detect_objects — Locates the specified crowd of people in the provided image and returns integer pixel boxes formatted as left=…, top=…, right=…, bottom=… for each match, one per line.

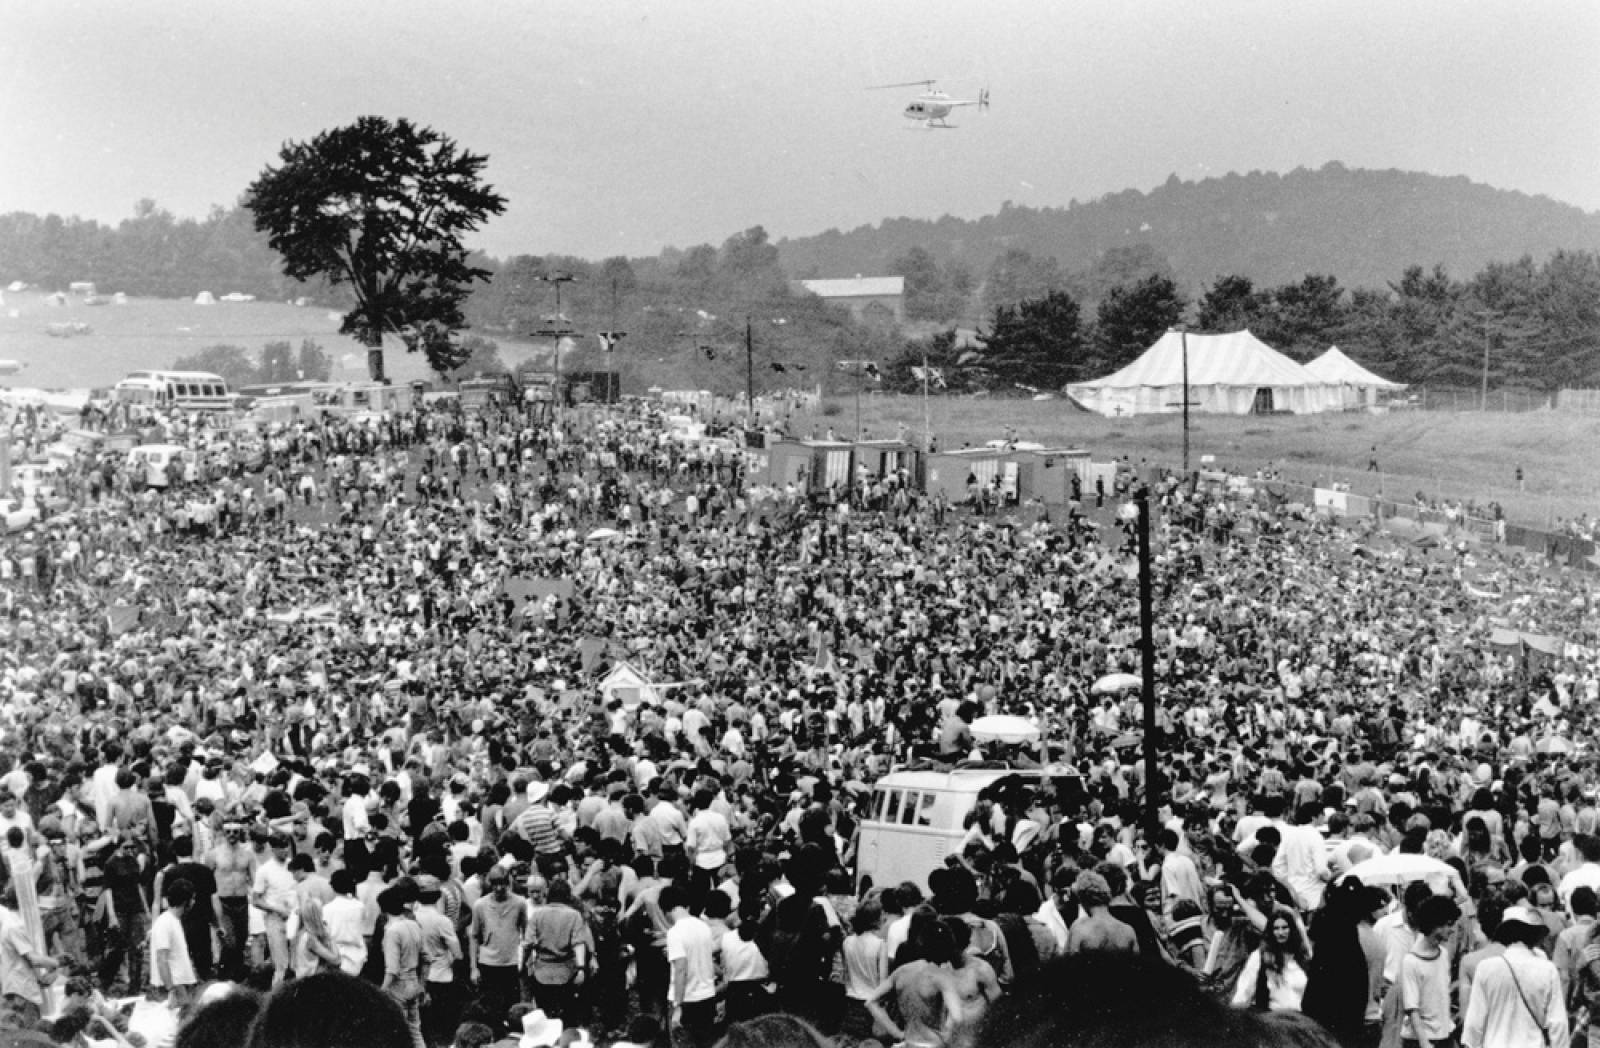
left=0, top=388, right=1595, bottom=1048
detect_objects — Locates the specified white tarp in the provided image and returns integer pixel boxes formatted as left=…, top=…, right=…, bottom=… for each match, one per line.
left=1066, top=329, right=1344, bottom=416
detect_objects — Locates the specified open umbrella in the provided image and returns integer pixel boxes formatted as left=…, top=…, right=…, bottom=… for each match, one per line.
left=586, top=528, right=624, bottom=543
left=970, top=714, right=1040, bottom=745
left=1092, top=672, right=1142, bottom=695
left=1536, top=736, right=1574, bottom=755
left=1339, top=852, right=1458, bottom=889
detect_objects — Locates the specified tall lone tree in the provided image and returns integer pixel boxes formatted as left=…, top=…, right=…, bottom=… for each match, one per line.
left=245, top=116, right=507, bottom=381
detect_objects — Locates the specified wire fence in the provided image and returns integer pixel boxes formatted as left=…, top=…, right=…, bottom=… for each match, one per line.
left=1124, top=455, right=1592, bottom=543
left=1405, top=387, right=1552, bottom=413
left=1556, top=388, right=1600, bottom=414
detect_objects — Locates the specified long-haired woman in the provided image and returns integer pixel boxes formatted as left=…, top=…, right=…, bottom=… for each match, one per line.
left=1231, top=906, right=1311, bottom=1013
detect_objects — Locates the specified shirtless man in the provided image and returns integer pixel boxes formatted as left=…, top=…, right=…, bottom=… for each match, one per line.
left=865, top=914, right=965, bottom=1048
left=1065, top=870, right=1140, bottom=955
left=206, top=819, right=255, bottom=979
left=946, top=919, right=1003, bottom=1048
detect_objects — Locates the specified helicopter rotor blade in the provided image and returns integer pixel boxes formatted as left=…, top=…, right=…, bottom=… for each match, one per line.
left=867, top=79, right=936, bottom=91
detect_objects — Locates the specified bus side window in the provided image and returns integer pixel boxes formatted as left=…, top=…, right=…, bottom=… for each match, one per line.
left=916, top=792, right=938, bottom=825
left=899, top=791, right=919, bottom=825
left=879, top=789, right=902, bottom=823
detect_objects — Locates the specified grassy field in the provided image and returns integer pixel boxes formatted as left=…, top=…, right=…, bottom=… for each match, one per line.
left=791, top=394, right=1600, bottom=528
left=2, top=295, right=1592, bottom=527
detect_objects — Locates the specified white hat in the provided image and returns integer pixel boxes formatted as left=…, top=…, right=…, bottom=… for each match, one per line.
left=526, top=780, right=550, bottom=804
left=1501, top=906, right=1543, bottom=930
left=518, top=1009, right=564, bottom=1048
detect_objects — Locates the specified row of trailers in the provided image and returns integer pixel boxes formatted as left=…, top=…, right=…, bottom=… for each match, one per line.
left=747, top=438, right=1094, bottom=506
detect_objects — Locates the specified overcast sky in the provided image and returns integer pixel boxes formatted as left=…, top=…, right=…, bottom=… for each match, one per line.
left=4, top=0, right=1597, bottom=261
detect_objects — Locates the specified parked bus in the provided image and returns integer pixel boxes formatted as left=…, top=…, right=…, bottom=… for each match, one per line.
left=113, top=371, right=233, bottom=412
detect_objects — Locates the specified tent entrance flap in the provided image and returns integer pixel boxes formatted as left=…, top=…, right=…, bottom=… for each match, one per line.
left=1252, top=388, right=1274, bottom=414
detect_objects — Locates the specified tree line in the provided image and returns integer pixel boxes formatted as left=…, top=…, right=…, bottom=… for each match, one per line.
left=2, top=169, right=1594, bottom=395
left=170, top=340, right=334, bottom=389
left=885, top=246, right=1600, bottom=395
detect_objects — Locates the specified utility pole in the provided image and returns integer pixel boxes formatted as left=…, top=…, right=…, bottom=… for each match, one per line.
left=1134, top=487, right=1160, bottom=836
left=745, top=316, right=755, bottom=427
left=1480, top=319, right=1492, bottom=412
left=855, top=361, right=864, bottom=440
left=922, top=353, right=932, bottom=452
left=536, top=272, right=576, bottom=412
left=1180, top=327, right=1191, bottom=475
left=1166, top=326, right=1195, bottom=476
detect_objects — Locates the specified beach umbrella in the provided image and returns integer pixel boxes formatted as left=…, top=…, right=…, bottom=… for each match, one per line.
left=970, top=714, right=1040, bottom=744
left=1339, top=853, right=1456, bottom=889
left=1092, top=672, right=1142, bottom=695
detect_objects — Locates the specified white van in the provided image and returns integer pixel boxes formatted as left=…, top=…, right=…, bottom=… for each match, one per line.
left=853, top=764, right=1080, bottom=893
left=128, top=444, right=197, bottom=489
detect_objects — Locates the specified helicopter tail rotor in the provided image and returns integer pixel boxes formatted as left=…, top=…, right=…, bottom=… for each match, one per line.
left=979, top=88, right=991, bottom=111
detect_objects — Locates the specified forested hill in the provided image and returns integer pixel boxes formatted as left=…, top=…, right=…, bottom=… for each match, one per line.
left=776, top=163, right=1600, bottom=293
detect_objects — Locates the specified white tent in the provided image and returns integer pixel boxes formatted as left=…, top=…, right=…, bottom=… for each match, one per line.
left=194, top=291, right=215, bottom=305
left=1066, top=329, right=1344, bottom=416
left=599, top=661, right=659, bottom=708
left=1305, top=346, right=1405, bottom=408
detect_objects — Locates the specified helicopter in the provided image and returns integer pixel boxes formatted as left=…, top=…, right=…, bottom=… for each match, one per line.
left=869, top=79, right=990, bottom=129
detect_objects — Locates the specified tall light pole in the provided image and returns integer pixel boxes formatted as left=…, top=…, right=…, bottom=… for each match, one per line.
left=1175, top=326, right=1191, bottom=474
left=536, top=273, right=576, bottom=410
left=745, top=316, right=755, bottom=427
left=1479, top=311, right=1494, bottom=412
left=1133, top=488, right=1160, bottom=836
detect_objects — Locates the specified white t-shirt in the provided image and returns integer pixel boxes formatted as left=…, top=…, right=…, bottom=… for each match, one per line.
left=324, top=895, right=368, bottom=975
left=342, top=795, right=371, bottom=840
left=252, top=859, right=297, bottom=918
left=149, top=909, right=196, bottom=987
left=720, top=929, right=769, bottom=983
left=665, top=914, right=717, bottom=1004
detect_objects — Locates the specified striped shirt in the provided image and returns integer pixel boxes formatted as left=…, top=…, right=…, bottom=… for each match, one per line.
left=513, top=804, right=563, bottom=855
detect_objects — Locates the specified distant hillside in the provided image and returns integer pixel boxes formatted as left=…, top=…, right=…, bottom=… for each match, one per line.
left=775, top=163, right=1600, bottom=294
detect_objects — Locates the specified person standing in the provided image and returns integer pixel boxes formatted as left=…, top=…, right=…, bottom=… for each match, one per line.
left=0, top=882, right=61, bottom=1026
left=323, top=868, right=368, bottom=976
left=1064, top=871, right=1139, bottom=956
left=1398, top=896, right=1462, bottom=1048
left=379, top=885, right=429, bottom=1048
left=662, top=884, right=719, bottom=1048
left=153, top=835, right=218, bottom=981
left=1148, top=829, right=1207, bottom=918
left=149, top=879, right=198, bottom=1011
left=1461, top=906, right=1568, bottom=1048
left=416, top=878, right=463, bottom=1048
left=469, top=867, right=526, bottom=1022
left=207, top=818, right=255, bottom=980
left=684, top=789, right=732, bottom=897
left=1231, top=908, right=1310, bottom=1014
left=524, top=877, right=591, bottom=1022
left=98, top=831, right=150, bottom=994
left=863, top=913, right=965, bottom=1048
left=251, top=833, right=298, bottom=986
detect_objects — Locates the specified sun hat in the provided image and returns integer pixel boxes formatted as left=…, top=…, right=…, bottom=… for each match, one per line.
left=518, top=1009, right=563, bottom=1048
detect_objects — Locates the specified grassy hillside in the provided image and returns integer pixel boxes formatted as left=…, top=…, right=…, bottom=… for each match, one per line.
left=777, top=164, right=1600, bottom=296
left=791, top=396, right=1599, bottom=528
